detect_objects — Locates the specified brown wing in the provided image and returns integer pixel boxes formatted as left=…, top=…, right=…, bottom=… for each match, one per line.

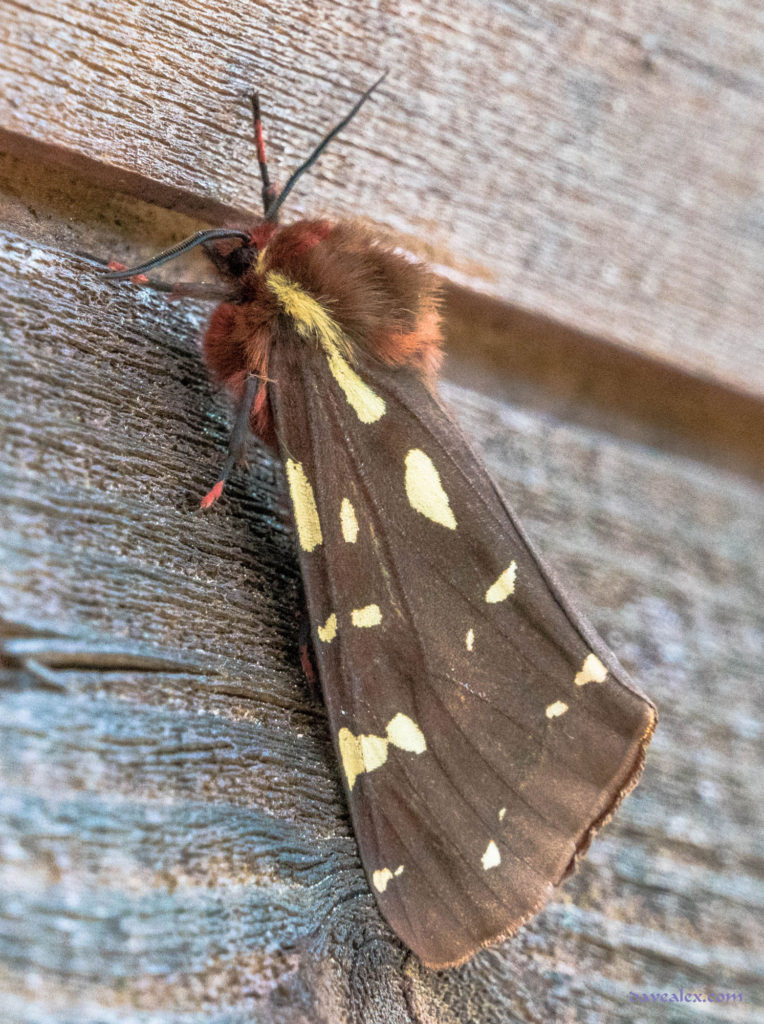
left=269, top=339, right=656, bottom=969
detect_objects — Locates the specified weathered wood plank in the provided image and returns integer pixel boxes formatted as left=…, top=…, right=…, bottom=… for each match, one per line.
left=0, top=0, right=762, bottom=396
left=1, top=234, right=762, bottom=1021
left=1, top=146, right=761, bottom=484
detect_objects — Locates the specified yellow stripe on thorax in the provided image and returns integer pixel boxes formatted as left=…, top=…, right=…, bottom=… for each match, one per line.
left=266, top=271, right=352, bottom=356
left=266, top=271, right=386, bottom=423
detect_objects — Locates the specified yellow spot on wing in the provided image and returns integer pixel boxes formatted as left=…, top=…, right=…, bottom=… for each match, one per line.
left=482, top=840, right=501, bottom=870
left=340, top=498, right=359, bottom=543
left=404, top=449, right=457, bottom=529
left=337, top=730, right=365, bottom=790
left=485, top=562, right=517, bottom=603
left=285, top=459, right=322, bottom=552
left=465, top=628, right=475, bottom=651
left=351, top=604, right=382, bottom=628
left=338, top=714, right=427, bottom=789
left=317, top=613, right=337, bottom=643
left=326, top=349, right=386, bottom=422
left=338, top=729, right=388, bottom=790
left=372, top=864, right=405, bottom=893
left=546, top=700, right=569, bottom=718
left=575, top=653, right=608, bottom=687
left=372, top=868, right=392, bottom=892
left=360, top=734, right=388, bottom=772
left=498, top=807, right=506, bottom=821
left=386, top=712, right=427, bottom=753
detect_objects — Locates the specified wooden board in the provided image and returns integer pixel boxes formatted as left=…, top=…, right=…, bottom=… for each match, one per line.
left=0, top=0, right=762, bottom=397
left=0, top=145, right=761, bottom=483
left=1, top=234, right=761, bottom=1022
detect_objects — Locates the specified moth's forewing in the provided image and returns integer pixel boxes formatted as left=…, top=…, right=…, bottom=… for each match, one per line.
left=271, top=340, right=655, bottom=969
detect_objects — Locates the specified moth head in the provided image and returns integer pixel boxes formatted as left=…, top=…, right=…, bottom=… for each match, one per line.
left=201, top=221, right=276, bottom=282
left=204, top=220, right=335, bottom=294
left=100, top=73, right=390, bottom=453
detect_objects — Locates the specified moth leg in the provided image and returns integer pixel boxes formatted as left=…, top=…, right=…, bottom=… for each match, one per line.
left=297, top=601, right=321, bottom=702
left=163, top=281, right=230, bottom=301
left=200, top=374, right=260, bottom=508
left=250, top=93, right=279, bottom=217
left=81, top=253, right=228, bottom=300
left=103, top=259, right=149, bottom=285
left=75, top=256, right=149, bottom=284
left=110, top=266, right=228, bottom=302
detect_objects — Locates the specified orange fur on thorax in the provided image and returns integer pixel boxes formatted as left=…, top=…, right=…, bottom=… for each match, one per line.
left=202, top=220, right=442, bottom=446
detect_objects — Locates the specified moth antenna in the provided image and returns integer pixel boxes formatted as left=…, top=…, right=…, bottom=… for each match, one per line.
left=200, top=373, right=260, bottom=509
left=263, top=69, right=389, bottom=222
left=103, top=229, right=252, bottom=280
left=251, top=92, right=279, bottom=217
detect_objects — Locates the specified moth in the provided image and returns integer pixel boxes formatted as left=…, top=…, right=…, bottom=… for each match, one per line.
left=105, top=75, right=657, bottom=969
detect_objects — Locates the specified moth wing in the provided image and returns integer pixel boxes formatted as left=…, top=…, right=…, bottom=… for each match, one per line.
left=270, top=342, right=656, bottom=969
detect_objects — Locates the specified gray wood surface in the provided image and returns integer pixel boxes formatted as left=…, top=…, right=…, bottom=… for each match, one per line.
left=1, top=0, right=762, bottom=395
left=1, top=234, right=762, bottom=1022
left=1, top=0, right=763, bottom=1016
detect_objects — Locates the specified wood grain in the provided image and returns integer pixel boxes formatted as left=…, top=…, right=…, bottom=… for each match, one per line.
left=1, top=234, right=761, bottom=1022
left=1, top=144, right=761, bottom=484
left=0, top=0, right=762, bottom=397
